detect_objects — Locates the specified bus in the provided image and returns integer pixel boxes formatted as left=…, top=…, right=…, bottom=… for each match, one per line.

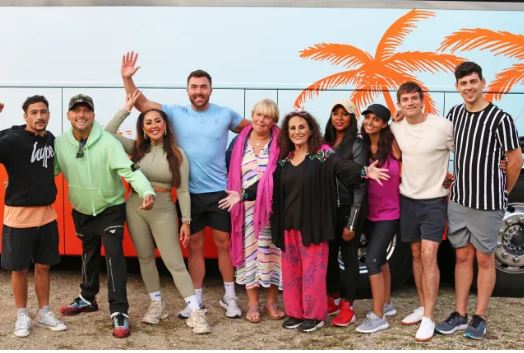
left=1, top=1, right=523, bottom=296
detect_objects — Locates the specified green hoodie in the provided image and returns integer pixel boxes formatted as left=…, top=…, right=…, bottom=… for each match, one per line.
left=55, top=121, right=155, bottom=216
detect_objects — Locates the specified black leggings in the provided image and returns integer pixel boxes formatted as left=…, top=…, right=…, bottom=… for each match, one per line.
left=365, top=219, right=398, bottom=276
left=326, top=205, right=359, bottom=301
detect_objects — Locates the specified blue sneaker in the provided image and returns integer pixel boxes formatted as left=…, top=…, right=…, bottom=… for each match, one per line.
left=59, top=296, right=98, bottom=316
left=435, top=311, right=468, bottom=335
left=111, top=312, right=130, bottom=338
left=464, top=315, right=487, bottom=340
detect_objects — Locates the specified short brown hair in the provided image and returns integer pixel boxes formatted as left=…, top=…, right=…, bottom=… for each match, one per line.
left=396, top=82, right=424, bottom=102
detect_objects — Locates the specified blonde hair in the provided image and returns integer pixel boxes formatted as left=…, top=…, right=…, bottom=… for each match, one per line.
left=251, top=98, right=279, bottom=123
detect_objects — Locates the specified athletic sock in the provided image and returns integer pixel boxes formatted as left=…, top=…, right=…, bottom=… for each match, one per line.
left=194, top=288, right=203, bottom=305
left=224, top=281, right=236, bottom=299
left=185, top=295, right=200, bottom=312
left=17, top=308, right=29, bottom=316
left=149, top=291, right=162, bottom=302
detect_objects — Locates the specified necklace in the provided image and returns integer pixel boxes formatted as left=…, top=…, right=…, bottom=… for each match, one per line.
left=251, top=135, right=270, bottom=147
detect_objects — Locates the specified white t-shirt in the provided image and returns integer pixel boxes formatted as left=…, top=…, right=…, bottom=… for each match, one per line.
left=391, top=114, right=454, bottom=199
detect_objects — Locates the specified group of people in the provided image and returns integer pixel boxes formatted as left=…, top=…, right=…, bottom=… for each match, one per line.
left=0, top=54, right=521, bottom=344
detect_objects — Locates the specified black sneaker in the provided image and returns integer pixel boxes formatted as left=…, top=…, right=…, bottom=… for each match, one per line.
left=298, top=319, right=324, bottom=333
left=435, top=311, right=468, bottom=335
left=464, top=315, right=487, bottom=340
left=59, top=296, right=98, bottom=316
left=282, top=317, right=303, bottom=329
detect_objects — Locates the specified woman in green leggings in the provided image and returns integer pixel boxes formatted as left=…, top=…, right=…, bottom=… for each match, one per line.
left=106, top=91, right=210, bottom=334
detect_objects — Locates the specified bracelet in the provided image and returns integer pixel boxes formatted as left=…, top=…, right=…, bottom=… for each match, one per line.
left=360, top=166, right=368, bottom=179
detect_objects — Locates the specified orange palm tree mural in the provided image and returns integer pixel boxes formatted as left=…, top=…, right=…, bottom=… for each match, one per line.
left=294, top=9, right=465, bottom=114
left=439, top=29, right=524, bottom=101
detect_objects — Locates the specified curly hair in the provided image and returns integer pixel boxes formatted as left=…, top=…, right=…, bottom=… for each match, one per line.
left=278, top=111, right=323, bottom=160
left=131, top=109, right=183, bottom=187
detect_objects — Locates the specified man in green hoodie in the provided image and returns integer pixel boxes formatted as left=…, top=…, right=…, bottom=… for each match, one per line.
left=54, top=94, right=156, bottom=338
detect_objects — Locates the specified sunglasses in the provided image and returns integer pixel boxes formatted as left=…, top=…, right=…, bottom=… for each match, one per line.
left=76, top=140, right=87, bottom=159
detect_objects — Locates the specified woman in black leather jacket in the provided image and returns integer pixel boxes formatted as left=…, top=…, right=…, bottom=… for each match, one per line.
left=323, top=100, right=368, bottom=327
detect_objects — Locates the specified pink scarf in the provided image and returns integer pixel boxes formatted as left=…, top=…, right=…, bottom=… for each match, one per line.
left=227, top=125, right=280, bottom=267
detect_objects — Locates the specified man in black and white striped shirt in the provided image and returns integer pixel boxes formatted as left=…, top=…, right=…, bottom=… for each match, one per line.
left=436, top=62, right=522, bottom=340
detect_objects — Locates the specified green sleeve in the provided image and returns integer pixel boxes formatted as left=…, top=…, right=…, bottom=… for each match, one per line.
left=105, top=109, right=136, bottom=155
left=108, top=138, right=155, bottom=198
left=176, top=148, right=191, bottom=223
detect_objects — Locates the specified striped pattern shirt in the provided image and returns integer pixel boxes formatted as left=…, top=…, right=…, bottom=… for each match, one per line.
left=446, top=103, right=519, bottom=210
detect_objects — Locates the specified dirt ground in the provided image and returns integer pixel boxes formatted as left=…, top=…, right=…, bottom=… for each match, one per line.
left=0, top=258, right=522, bottom=350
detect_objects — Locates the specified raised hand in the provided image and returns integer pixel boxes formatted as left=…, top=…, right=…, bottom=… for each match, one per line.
left=218, top=190, right=241, bottom=212
left=121, top=51, right=141, bottom=79
left=123, top=90, right=142, bottom=112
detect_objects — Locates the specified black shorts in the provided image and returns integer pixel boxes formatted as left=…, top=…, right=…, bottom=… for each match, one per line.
left=190, top=191, right=231, bottom=234
left=365, top=219, right=399, bottom=276
left=1, top=220, right=60, bottom=271
left=400, top=195, right=447, bottom=244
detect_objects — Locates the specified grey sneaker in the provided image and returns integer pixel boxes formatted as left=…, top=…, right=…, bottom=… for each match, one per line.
left=464, top=315, right=487, bottom=340
left=383, top=302, right=397, bottom=317
left=219, top=296, right=241, bottom=318
left=186, top=309, right=211, bottom=334
left=14, top=311, right=31, bottom=337
left=177, top=303, right=207, bottom=319
left=435, top=311, right=468, bottom=335
left=356, top=312, right=389, bottom=333
left=35, top=309, right=67, bottom=331
left=142, top=300, right=168, bottom=324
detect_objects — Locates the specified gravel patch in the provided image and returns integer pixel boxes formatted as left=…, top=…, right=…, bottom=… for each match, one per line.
left=0, top=259, right=522, bottom=350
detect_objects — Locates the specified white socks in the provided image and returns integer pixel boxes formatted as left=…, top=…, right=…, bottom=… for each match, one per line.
left=149, top=291, right=162, bottom=302
left=224, top=281, right=236, bottom=299
left=195, top=288, right=203, bottom=305
left=185, top=295, right=200, bottom=312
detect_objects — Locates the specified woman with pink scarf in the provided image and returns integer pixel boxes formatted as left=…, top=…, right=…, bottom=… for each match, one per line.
left=219, top=99, right=283, bottom=324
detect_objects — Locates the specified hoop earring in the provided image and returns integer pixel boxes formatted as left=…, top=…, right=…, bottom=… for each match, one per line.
left=144, top=133, right=148, bottom=140
left=164, top=129, right=167, bottom=136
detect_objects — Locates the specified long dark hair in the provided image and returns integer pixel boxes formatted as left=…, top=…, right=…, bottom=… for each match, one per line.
left=278, top=111, right=323, bottom=160
left=323, top=107, right=358, bottom=159
left=360, top=122, right=395, bottom=166
left=131, top=109, right=182, bottom=187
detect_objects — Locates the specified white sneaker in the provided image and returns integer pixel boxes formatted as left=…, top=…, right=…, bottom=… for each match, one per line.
left=142, top=300, right=168, bottom=324
left=219, top=296, right=241, bottom=318
left=383, top=302, right=397, bottom=317
left=177, top=303, right=207, bottom=319
left=36, top=309, right=67, bottom=332
left=415, top=317, right=436, bottom=342
left=401, top=306, right=424, bottom=326
left=186, top=309, right=211, bottom=334
left=14, top=312, right=32, bottom=337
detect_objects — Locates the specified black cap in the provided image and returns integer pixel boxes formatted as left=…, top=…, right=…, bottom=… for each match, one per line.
left=68, top=94, right=94, bottom=111
left=362, top=104, right=391, bottom=123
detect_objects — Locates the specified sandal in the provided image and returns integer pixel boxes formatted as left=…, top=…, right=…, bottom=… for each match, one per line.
left=246, top=303, right=261, bottom=323
left=264, top=302, right=285, bottom=320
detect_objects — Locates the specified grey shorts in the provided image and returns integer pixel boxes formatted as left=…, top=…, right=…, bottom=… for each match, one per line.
left=400, top=195, right=447, bottom=244
left=447, top=201, right=504, bottom=254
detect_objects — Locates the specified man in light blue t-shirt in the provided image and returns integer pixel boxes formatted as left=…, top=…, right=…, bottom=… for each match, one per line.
left=121, top=52, right=250, bottom=321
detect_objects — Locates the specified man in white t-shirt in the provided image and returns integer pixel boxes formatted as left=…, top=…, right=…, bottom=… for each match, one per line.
left=390, top=82, right=453, bottom=342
